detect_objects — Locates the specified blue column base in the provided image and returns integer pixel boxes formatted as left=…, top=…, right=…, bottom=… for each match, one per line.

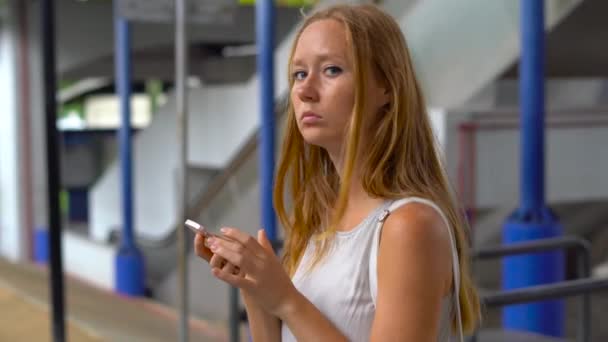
left=502, top=208, right=565, bottom=337
left=115, top=246, right=145, bottom=296
left=34, top=228, right=49, bottom=264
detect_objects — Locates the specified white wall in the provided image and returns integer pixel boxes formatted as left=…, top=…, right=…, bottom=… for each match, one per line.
left=402, top=0, right=581, bottom=108
left=427, top=110, right=608, bottom=210
left=473, top=123, right=608, bottom=208
left=63, top=232, right=115, bottom=290
left=443, top=78, right=608, bottom=209
left=0, top=1, right=26, bottom=261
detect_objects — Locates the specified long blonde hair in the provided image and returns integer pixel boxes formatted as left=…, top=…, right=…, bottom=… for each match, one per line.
left=273, top=4, right=480, bottom=332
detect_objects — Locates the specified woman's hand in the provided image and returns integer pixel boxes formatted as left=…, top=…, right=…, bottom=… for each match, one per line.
left=194, top=234, right=242, bottom=276
left=193, top=233, right=214, bottom=262
left=207, top=228, right=298, bottom=318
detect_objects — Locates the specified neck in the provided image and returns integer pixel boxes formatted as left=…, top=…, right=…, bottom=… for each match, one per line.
left=326, top=147, right=382, bottom=211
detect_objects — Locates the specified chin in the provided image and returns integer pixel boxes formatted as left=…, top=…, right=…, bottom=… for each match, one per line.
left=300, top=130, right=331, bottom=149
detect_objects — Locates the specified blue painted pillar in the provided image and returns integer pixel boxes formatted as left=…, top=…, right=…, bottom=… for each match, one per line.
left=256, top=0, right=277, bottom=242
left=113, top=8, right=145, bottom=296
left=502, top=0, right=564, bottom=337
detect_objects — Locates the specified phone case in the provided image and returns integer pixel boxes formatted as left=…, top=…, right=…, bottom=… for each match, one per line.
left=185, top=219, right=208, bottom=235
left=185, top=219, right=225, bottom=240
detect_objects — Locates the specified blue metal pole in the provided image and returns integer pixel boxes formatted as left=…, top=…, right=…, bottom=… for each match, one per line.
left=520, top=0, right=545, bottom=214
left=502, top=0, right=564, bottom=336
left=113, top=7, right=145, bottom=296
left=256, top=0, right=277, bottom=242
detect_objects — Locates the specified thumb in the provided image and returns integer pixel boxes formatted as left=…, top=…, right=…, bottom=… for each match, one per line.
left=257, top=229, right=274, bottom=253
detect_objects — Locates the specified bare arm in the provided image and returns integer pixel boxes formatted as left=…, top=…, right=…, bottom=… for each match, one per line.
left=370, top=203, right=453, bottom=341
left=241, top=291, right=281, bottom=342
left=278, top=290, right=348, bottom=342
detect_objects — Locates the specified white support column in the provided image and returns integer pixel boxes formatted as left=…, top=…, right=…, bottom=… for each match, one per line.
left=0, top=0, right=26, bottom=261
left=27, top=0, right=49, bottom=239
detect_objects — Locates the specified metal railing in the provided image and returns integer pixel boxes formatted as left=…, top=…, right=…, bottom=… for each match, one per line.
left=236, top=236, right=602, bottom=342
left=473, top=236, right=596, bottom=342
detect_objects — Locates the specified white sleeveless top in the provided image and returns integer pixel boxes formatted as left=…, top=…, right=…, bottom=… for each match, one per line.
left=280, top=197, right=464, bottom=342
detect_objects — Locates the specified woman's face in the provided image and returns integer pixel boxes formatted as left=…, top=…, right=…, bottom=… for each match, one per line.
left=290, top=19, right=387, bottom=156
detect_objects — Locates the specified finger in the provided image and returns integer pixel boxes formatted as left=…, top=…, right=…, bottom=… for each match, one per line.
left=210, top=236, right=263, bottom=266
left=257, top=229, right=274, bottom=253
left=222, top=261, right=235, bottom=275
left=220, top=227, right=265, bottom=256
left=209, top=236, right=247, bottom=256
left=209, top=254, right=226, bottom=269
left=194, top=233, right=213, bottom=262
left=212, top=267, right=251, bottom=288
left=210, top=254, right=242, bottom=276
left=225, top=262, right=243, bottom=276
left=211, top=242, right=248, bottom=270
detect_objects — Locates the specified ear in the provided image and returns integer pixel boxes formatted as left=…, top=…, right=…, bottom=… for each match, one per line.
left=380, top=88, right=390, bottom=107
left=375, top=75, right=390, bottom=108
left=373, top=86, right=390, bottom=110
left=369, top=72, right=390, bottom=109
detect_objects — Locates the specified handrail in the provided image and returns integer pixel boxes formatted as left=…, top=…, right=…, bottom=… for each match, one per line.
left=481, top=277, right=608, bottom=307
left=473, top=236, right=591, bottom=260
left=473, top=236, right=592, bottom=342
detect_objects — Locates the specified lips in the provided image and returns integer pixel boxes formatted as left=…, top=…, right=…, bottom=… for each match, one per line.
left=302, top=111, right=321, bottom=119
left=301, top=111, right=322, bottom=122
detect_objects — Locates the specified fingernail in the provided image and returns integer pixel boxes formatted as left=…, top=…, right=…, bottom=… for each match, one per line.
left=220, top=228, right=228, bottom=234
left=205, top=237, right=215, bottom=247
left=210, top=243, right=218, bottom=251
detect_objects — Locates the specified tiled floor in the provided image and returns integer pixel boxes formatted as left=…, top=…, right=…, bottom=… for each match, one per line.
left=0, top=258, right=238, bottom=342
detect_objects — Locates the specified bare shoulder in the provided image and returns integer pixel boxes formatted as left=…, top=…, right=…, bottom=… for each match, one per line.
left=379, top=202, right=453, bottom=292
left=382, top=202, right=451, bottom=248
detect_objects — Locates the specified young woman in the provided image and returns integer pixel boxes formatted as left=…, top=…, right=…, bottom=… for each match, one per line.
left=194, top=4, right=480, bottom=341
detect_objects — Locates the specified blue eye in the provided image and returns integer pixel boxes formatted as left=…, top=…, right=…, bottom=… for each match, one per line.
left=324, top=66, right=342, bottom=77
left=293, top=71, right=307, bottom=80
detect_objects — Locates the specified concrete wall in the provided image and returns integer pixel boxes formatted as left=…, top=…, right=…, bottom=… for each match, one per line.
left=447, top=79, right=608, bottom=210
left=473, top=122, right=608, bottom=208
left=63, top=231, right=115, bottom=290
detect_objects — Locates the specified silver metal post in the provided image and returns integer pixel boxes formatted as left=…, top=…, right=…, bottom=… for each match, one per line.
left=175, top=0, right=189, bottom=341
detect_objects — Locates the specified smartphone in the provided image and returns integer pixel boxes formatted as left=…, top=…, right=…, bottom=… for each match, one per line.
left=185, top=219, right=216, bottom=238
left=185, top=219, right=217, bottom=262
left=185, top=219, right=239, bottom=273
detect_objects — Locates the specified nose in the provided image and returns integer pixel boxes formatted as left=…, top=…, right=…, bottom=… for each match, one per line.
left=295, top=75, right=319, bottom=103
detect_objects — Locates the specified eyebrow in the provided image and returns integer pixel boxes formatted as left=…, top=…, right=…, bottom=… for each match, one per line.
left=291, top=53, right=346, bottom=67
